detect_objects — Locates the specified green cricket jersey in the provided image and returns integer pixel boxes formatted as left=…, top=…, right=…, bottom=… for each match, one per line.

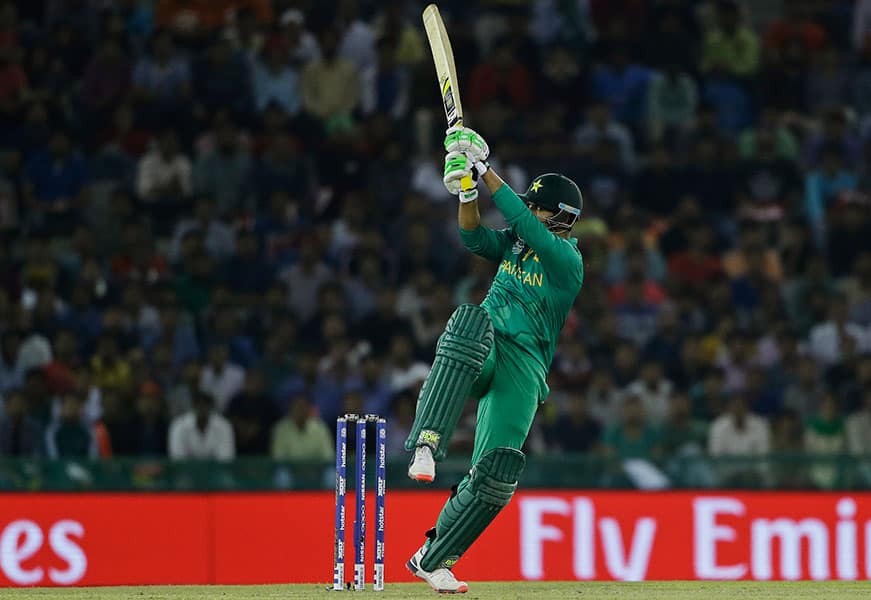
left=458, top=183, right=584, bottom=372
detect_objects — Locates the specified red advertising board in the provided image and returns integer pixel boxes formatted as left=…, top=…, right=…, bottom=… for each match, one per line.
left=0, top=491, right=870, bottom=586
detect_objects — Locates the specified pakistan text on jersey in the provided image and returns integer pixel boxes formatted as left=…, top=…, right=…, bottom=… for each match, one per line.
left=499, top=260, right=544, bottom=287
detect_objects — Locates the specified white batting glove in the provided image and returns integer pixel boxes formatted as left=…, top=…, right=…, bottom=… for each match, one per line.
left=445, top=126, right=490, bottom=163
left=458, top=189, right=478, bottom=203
left=443, top=151, right=473, bottom=195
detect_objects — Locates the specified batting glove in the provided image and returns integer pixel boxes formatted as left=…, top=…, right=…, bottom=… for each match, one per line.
left=443, top=151, right=474, bottom=195
left=458, top=188, right=478, bottom=204
left=445, top=126, right=490, bottom=163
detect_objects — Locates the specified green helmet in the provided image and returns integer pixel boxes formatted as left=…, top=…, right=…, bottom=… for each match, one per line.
left=518, top=173, right=583, bottom=232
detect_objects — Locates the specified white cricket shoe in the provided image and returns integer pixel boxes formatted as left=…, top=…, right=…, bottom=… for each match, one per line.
left=408, top=445, right=436, bottom=482
left=406, top=546, right=468, bottom=594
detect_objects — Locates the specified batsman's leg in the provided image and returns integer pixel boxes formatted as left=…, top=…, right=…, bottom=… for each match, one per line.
left=405, top=304, right=494, bottom=463
left=414, top=343, right=542, bottom=573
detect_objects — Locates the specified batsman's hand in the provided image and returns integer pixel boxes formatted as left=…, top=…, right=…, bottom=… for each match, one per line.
left=443, top=151, right=474, bottom=195
left=445, top=126, right=489, bottom=163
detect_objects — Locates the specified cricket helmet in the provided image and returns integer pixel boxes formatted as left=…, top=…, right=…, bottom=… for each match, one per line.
left=518, top=173, right=583, bottom=232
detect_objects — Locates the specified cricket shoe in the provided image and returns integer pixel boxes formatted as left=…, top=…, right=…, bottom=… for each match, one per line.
left=408, top=445, right=436, bottom=482
left=406, top=546, right=468, bottom=594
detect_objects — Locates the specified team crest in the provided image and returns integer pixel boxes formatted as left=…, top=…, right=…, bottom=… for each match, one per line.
left=511, top=239, right=525, bottom=255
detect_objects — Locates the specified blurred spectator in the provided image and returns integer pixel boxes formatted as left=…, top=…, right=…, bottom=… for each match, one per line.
left=845, top=389, right=871, bottom=456
left=90, top=334, right=132, bottom=391
left=601, top=394, right=661, bottom=459
left=736, top=131, right=801, bottom=224
left=166, top=360, right=200, bottom=419
left=270, top=393, right=332, bottom=461
left=155, top=0, right=243, bottom=38
left=344, top=354, right=392, bottom=417
left=93, top=388, right=134, bottom=457
left=192, top=117, right=251, bottom=215
left=372, top=1, right=424, bottom=67
left=807, top=49, right=848, bottom=114
left=386, top=391, right=414, bottom=457
left=168, top=390, right=235, bottom=461
left=362, top=36, right=410, bottom=120
left=575, top=100, right=635, bottom=173
left=247, top=131, right=314, bottom=210
left=193, top=36, right=251, bottom=118
left=301, top=29, right=359, bottom=130
left=807, top=295, right=868, bottom=368
left=252, top=36, right=300, bottom=115
left=355, top=289, right=413, bottom=356
left=667, top=223, right=723, bottom=293
left=646, top=63, right=698, bottom=143
left=738, top=108, right=799, bottom=162
left=782, top=355, right=825, bottom=421
left=468, top=37, right=532, bottom=111
left=280, top=240, right=334, bottom=323
left=552, top=339, right=592, bottom=390
left=612, top=278, right=660, bottom=346
left=700, top=0, right=760, bottom=78
left=226, top=370, right=277, bottom=456
left=23, top=130, right=89, bottom=232
left=625, top=359, right=673, bottom=425
left=336, top=0, right=376, bottom=73
left=643, top=307, right=685, bottom=383
left=660, top=392, right=708, bottom=456
left=199, top=343, right=245, bottom=413
left=611, top=340, right=640, bottom=387
left=708, top=393, right=770, bottom=485
left=589, top=43, right=651, bottom=128
left=805, top=145, right=858, bottom=245
left=280, top=9, right=319, bottom=68
left=585, top=370, right=623, bottom=428
left=766, top=3, right=827, bottom=56
left=804, top=392, right=845, bottom=489
left=0, top=329, right=23, bottom=394
left=170, top=197, right=235, bottom=263
left=45, top=394, right=98, bottom=459
left=0, top=389, right=43, bottom=456
left=827, top=201, right=871, bottom=279
left=384, top=334, right=429, bottom=394
left=843, top=252, right=871, bottom=326
left=805, top=110, right=862, bottom=169
left=274, top=351, right=343, bottom=423
left=545, top=393, right=602, bottom=453
left=853, top=0, right=871, bottom=51
left=131, top=30, right=191, bottom=124
left=80, top=37, right=131, bottom=118
left=131, top=380, right=168, bottom=456
left=136, top=129, right=192, bottom=222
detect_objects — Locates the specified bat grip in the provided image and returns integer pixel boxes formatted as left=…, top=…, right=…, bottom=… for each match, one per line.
left=460, top=174, right=474, bottom=191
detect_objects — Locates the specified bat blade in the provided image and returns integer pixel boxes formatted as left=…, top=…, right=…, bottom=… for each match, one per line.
left=423, top=4, right=473, bottom=190
left=423, top=4, right=463, bottom=127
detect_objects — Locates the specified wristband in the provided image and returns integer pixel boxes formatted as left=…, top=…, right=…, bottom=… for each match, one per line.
left=459, top=189, right=478, bottom=204
left=474, top=161, right=490, bottom=178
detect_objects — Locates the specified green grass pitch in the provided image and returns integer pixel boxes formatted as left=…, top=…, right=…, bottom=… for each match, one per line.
left=4, top=582, right=871, bottom=599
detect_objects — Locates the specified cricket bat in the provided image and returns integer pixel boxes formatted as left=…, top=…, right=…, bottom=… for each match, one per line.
left=423, top=4, right=474, bottom=191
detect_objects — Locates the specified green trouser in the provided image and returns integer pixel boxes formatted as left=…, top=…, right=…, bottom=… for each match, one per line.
left=466, top=335, right=546, bottom=463
left=420, top=334, right=545, bottom=570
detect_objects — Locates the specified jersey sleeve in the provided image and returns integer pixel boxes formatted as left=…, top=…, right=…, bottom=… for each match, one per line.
left=458, top=225, right=512, bottom=262
left=491, top=183, right=583, bottom=284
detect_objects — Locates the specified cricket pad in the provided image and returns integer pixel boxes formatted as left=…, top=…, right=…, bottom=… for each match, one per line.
left=420, top=447, right=526, bottom=571
left=405, top=304, right=494, bottom=460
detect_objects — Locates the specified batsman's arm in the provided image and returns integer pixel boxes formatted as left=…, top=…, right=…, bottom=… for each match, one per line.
left=458, top=197, right=511, bottom=262
left=480, top=169, right=582, bottom=279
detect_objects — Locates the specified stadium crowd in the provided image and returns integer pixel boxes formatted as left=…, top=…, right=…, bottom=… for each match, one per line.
left=0, top=0, right=869, bottom=488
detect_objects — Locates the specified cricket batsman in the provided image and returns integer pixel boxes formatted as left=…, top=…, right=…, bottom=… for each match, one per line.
left=404, top=126, right=584, bottom=593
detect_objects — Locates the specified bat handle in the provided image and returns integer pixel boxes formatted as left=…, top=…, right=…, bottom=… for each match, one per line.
left=453, top=120, right=475, bottom=191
